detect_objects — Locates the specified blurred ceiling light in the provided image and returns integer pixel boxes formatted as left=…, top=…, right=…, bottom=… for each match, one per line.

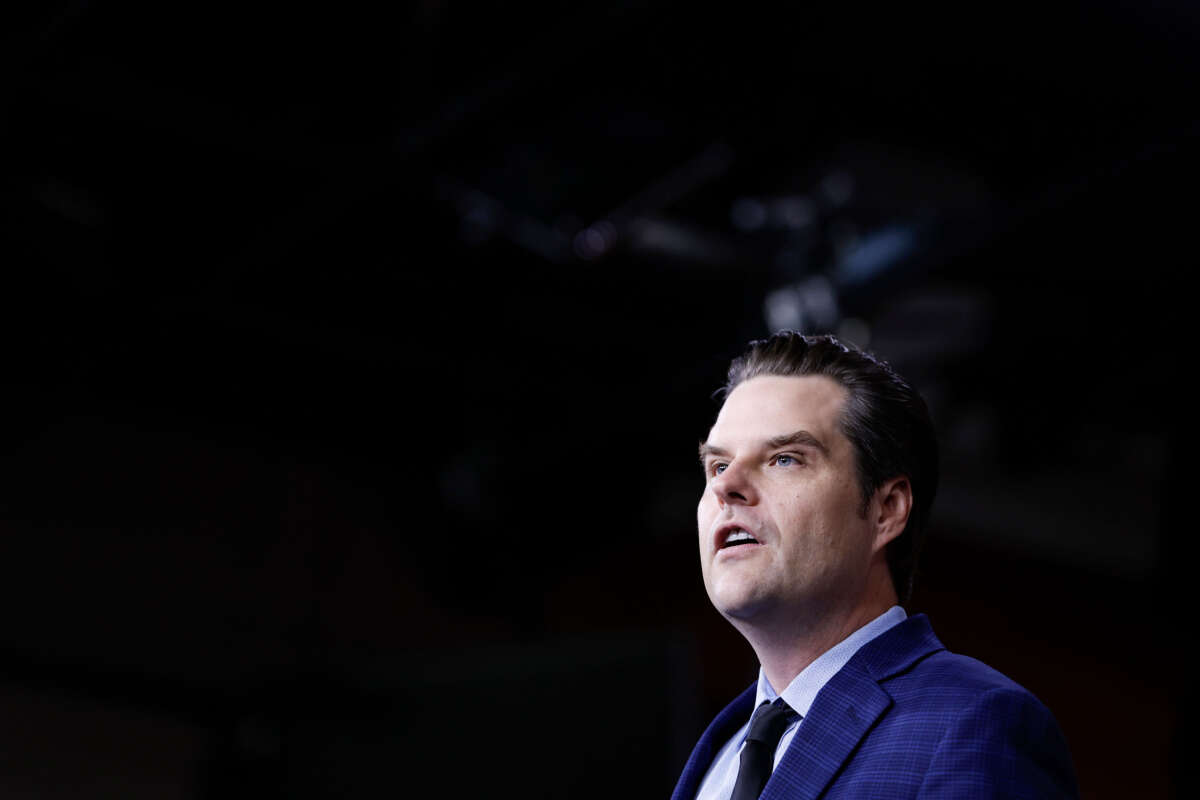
left=821, top=170, right=855, bottom=207
left=765, top=285, right=804, bottom=332
left=835, top=223, right=918, bottom=288
left=732, top=195, right=815, bottom=232
left=836, top=316, right=871, bottom=349
left=773, top=196, right=815, bottom=230
left=627, top=218, right=735, bottom=265
left=764, top=274, right=839, bottom=334
left=730, top=197, right=767, bottom=231
left=573, top=219, right=617, bottom=260
left=459, top=203, right=497, bottom=245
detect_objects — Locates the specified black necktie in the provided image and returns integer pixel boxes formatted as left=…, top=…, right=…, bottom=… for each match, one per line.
left=729, top=699, right=798, bottom=800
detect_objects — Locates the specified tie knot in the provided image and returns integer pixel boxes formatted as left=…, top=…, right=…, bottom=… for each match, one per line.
left=744, top=699, right=797, bottom=745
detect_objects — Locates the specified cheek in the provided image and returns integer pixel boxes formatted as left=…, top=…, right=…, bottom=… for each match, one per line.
left=777, top=497, right=837, bottom=555
left=697, top=488, right=716, bottom=524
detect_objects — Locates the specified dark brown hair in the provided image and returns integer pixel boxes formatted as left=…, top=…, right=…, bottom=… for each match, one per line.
left=722, top=332, right=939, bottom=604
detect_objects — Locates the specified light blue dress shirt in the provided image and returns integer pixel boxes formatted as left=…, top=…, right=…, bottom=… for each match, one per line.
left=693, top=606, right=907, bottom=800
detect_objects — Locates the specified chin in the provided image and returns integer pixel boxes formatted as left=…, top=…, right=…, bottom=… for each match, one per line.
left=708, top=582, right=772, bottom=622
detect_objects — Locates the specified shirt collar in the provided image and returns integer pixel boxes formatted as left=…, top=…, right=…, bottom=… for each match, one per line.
left=753, top=605, right=907, bottom=718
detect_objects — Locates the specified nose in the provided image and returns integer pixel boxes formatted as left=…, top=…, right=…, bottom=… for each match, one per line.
left=710, top=460, right=758, bottom=506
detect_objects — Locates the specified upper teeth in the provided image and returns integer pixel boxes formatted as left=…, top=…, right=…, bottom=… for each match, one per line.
left=725, top=530, right=756, bottom=545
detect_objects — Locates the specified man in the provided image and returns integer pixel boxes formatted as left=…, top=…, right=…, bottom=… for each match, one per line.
left=672, top=332, right=1077, bottom=800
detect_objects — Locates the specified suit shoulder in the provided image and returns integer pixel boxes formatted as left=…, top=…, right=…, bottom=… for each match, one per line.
left=886, top=648, right=1048, bottom=706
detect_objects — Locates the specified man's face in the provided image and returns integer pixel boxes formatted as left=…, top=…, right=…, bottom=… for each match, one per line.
left=697, top=374, right=881, bottom=628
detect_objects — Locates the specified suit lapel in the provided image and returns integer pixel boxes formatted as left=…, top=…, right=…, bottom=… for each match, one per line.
left=762, top=659, right=891, bottom=800
left=761, top=614, right=945, bottom=800
left=670, top=683, right=756, bottom=800
left=673, top=616, right=945, bottom=800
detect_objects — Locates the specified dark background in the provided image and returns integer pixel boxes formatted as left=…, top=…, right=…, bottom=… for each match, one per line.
left=0, top=1, right=1193, bottom=797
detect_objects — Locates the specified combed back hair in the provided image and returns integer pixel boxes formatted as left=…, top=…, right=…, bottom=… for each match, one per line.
left=721, top=331, right=939, bottom=604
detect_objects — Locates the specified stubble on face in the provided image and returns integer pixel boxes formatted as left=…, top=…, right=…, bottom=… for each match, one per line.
left=697, top=375, right=878, bottom=635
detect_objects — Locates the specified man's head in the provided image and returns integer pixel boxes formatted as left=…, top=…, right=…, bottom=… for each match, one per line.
left=698, top=332, right=938, bottom=619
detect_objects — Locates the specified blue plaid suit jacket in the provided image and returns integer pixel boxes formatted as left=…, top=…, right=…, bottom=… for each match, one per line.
left=671, top=614, right=1078, bottom=799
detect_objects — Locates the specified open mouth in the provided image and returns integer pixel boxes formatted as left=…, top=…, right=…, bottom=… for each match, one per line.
left=720, top=529, right=760, bottom=549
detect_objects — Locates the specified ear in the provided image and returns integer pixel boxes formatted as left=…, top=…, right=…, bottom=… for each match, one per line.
left=872, top=476, right=912, bottom=552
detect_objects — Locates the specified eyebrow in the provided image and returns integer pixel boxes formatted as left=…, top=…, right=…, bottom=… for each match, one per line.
left=765, top=430, right=830, bottom=456
left=697, top=441, right=729, bottom=463
left=698, top=429, right=829, bottom=464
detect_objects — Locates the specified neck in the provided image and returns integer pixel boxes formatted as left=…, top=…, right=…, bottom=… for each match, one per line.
left=734, top=572, right=899, bottom=693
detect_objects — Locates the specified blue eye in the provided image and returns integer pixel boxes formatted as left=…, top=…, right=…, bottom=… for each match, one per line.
left=775, top=455, right=798, bottom=466
left=714, top=463, right=727, bottom=474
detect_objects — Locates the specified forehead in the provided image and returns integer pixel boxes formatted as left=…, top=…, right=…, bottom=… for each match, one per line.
left=709, top=374, right=847, bottom=442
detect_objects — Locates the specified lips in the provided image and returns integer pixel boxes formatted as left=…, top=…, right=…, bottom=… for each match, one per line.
left=713, top=521, right=763, bottom=554
left=723, top=530, right=757, bottom=547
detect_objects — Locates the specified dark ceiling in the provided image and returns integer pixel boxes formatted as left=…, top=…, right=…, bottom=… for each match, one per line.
left=1, top=1, right=1196, bottom=797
